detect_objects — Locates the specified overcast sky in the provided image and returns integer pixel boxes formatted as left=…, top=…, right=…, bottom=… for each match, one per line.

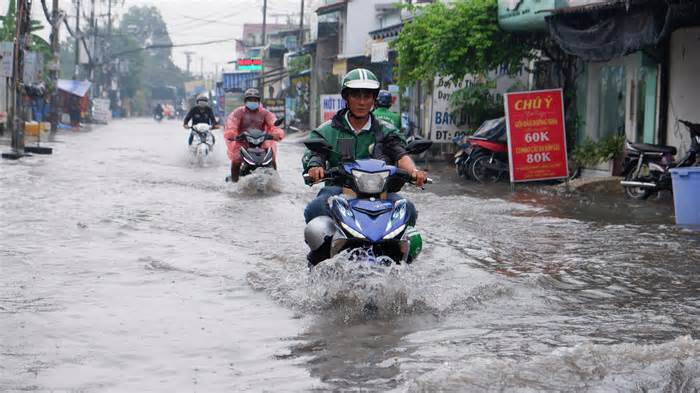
left=1, top=0, right=313, bottom=77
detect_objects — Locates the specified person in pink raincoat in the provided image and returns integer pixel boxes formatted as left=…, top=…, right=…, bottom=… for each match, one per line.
left=224, top=88, right=284, bottom=182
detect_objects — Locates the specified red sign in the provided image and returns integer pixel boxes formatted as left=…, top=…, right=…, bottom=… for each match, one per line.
left=504, top=89, right=569, bottom=182
left=238, top=58, right=262, bottom=66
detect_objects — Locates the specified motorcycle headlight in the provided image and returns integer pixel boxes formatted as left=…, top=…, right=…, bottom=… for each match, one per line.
left=341, top=222, right=365, bottom=239
left=384, top=200, right=408, bottom=239
left=262, top=149, right=273, bottom=166
left=248, top=136, right=265, bottom=145
left=352, top=170, right=389, bottom=194
left=383, top=224, right=406, bottom=240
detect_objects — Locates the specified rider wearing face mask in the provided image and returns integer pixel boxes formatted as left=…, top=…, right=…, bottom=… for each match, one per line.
left=224, top=88, right=284, bottom=182
left=183, top=94, right=219, bottom=145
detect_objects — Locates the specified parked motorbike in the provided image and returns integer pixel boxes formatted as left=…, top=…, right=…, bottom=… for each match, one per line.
left=452, top=133, right=472, bottom=178
left=303, top=138, right=433, bottom=266
left=461, top=117, right=509, bottom=183
left=620, top=119, right=700, bottom=199
left=189, top=123, right=216, bottom=166
left=153, top=113, right=163, bottom=122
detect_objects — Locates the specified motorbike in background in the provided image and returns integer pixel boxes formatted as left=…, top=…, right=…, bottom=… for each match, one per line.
left=452, top=133, right=472, bottom=178
left=189, top=123, right=217, bottom=166
left=235, top=129, right=276, bottom=176
left=456, top=117, right=509, bottom=183
left=620, top=119, right=700, bottom=199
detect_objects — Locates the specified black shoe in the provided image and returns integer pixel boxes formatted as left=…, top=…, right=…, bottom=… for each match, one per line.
left=306, top=241, right=331, bottom=267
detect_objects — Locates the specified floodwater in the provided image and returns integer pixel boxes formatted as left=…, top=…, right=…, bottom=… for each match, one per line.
left=1, top=118, right=698, bottom=392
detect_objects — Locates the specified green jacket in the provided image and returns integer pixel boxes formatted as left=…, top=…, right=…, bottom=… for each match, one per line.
left=372, top=107, right=402, bottom=131
left=302, top=108, right=407, bottom=172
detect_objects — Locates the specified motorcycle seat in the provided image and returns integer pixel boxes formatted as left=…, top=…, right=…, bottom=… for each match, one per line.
left=629, top=142, right=676, bottom=155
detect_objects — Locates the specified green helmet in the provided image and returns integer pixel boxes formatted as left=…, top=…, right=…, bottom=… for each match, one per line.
left=341, top=68, right=380, bottom=99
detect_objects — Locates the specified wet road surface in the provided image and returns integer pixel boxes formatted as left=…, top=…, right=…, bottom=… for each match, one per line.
left=1, top=118, right=698, bottom=392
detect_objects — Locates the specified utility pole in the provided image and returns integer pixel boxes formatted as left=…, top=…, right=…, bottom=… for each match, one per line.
left=49, top=0, right=61, bottom=133
left=89, top=0, right=96, bottom=87
left=106, top=0, right=113, bottom=105
left=261, top=0, right=267, bottom=99
left=3, top=0, right=28, bottom=159
left=73, top=0, right=80, bottom=78
left=183, top=51, right=194, bottom=76
left=299, top=0, right=305, bottom=50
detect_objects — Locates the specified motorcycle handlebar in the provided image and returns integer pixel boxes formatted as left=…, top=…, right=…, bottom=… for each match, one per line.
left=231, top=133, right=276, bottom=142
left=304, top=168, right=432, bottom=187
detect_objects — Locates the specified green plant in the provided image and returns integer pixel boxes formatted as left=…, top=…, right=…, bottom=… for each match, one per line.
left=1, top=0, right=51, bottom=56
left=571, top=134, right=625, bottom=167
left=391, top=0, right=533, bottom=88
left=449, top=81, right=503, bottom=128
left=288, top=54, right=310, bottom=76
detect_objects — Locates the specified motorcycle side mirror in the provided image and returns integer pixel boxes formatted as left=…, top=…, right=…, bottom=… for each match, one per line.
left=274, top=117, right=285, bottom=127
left=406, top=139, right=432, bottom=155
left=302, top=138, right=332, bottom=153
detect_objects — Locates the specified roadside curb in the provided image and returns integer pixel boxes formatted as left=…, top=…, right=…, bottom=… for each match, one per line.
left=556, top=176, right=623, bottom=195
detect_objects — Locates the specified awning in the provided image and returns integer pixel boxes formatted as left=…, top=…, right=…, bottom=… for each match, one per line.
left=369, top=23, right=404, bottom=40
left=57, top=79, right=92, bottom=97
left=545, top=0, right=695, bottom=62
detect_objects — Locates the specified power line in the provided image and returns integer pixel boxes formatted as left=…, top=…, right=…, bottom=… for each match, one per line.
left=108, top=35, right=239, bottom=59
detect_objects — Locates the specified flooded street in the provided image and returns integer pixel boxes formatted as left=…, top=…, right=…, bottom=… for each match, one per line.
left=1, top=118, right=698, bottom=392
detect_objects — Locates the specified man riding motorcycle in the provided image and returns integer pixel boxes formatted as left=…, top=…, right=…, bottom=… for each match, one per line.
left=303, top=68, right=428, bottom=265
left=224, top=88, right=284, bottom=182
left=372, top=89, right=402, bottom=131
left=153, top=102, right=164, bottom=120
left=183, top=94, right=219, bottom=145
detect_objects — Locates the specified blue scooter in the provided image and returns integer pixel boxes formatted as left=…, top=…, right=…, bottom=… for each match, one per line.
left=303, top=138, right=432, bottom=265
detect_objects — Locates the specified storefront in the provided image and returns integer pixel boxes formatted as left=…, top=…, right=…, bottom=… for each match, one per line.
left=577, top=51, right=660, bottom=145
left=544, top=0, right=700, bottom=156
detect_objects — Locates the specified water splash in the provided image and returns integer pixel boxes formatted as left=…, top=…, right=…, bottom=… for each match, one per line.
left=247, top=252, right=514, bottom=322
left=230, top=168, right=283, bottom=195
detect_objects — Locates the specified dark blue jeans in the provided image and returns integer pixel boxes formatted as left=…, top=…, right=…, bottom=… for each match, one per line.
left=304, top=186, right=417, bottom=226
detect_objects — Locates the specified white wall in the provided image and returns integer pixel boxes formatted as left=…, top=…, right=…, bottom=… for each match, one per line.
left=666, top=27, right=700, bottom=156
left=341, top=0, right=386, bottom=58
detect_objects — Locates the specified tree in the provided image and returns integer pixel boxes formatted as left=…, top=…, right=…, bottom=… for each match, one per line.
left=116, top=6, right=188, bottom=98
left=393, top=0, right=583, bottom=141
left=392, top=0, right=532, bottom=87
left=0, top=0, right=51, bottom=56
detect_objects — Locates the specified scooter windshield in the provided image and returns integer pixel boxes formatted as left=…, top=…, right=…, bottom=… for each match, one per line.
left=472, top=117, right=506, bottom=142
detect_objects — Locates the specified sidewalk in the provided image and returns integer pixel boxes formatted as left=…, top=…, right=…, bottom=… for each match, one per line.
left=425, top=160, right=675, bottom=225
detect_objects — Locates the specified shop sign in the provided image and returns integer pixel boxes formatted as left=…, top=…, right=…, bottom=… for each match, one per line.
left=320, top=94, right=344, bottom=122
left=428, top=76, right=470, bottom=143
left=371, top=42, right=389, bottom=63
left=504, top=88, right=569, bottom=182
left=238, top=58, right=262, bottom=71
left=497, top=0, right=554, bottom=32
left=332, top=59, right=347, bottom=76
left=0, top=42, right=13, bottom=77
left=92, top=98, right=111, bottom=124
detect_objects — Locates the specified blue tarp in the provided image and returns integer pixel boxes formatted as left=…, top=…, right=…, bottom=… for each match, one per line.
left=222, top=72, right=258, bottom=91
left=57, top=79, right=92, bottom=97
